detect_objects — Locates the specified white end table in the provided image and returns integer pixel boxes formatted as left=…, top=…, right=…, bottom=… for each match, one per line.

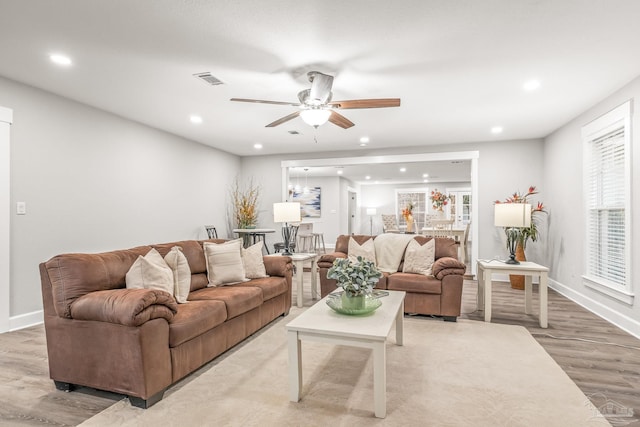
left=476, top=260, right=549, bottom=328
left=267, top=252, right=318, bottom=308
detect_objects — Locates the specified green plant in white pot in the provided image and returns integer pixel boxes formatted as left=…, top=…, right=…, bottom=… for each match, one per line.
left=327, top=256, right=382, bottom=310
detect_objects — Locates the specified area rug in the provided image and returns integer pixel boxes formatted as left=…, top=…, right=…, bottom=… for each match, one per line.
left=79, top=307, right=610, bottom=427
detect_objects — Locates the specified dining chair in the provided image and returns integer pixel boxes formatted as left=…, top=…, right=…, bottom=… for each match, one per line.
left=381, top=214, right=400, bottom=233
left=204, top=225, right=218, bottom=239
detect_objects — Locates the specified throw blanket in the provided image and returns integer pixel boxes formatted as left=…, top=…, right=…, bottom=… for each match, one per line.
left=374, top=233, right=415, bottom=273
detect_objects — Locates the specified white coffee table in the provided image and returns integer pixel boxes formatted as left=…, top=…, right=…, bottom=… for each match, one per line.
left=286, top=290, right=406, bottom=418
left=476, top=260, right=549, bottom=328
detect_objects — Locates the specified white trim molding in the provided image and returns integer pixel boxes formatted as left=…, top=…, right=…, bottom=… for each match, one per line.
left=10, top=310, right=43, bottom=332
left=550, top=279, right=640, bottom=340
left=0, top=106, right=12, bottom=333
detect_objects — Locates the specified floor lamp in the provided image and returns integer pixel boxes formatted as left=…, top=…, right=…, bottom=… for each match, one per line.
left=366, top=208, right=377, bottom=235
left=273, top=202, right=301, bottom=256
left=494, top=203, right=531, bottom=264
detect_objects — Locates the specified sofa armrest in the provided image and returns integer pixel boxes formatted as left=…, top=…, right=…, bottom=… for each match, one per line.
left=432, top=257, right=466, bottom=280
left=317, top=252, right=347, bottom=269
left=263, top=255, right=293, bottom=276
left=70, top=288, right=178, bottom=327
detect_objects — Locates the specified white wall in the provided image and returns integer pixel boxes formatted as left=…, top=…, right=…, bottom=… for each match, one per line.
left=544, top=75, right=640, bottom=336
left=2, top=76, right=241, bottom=326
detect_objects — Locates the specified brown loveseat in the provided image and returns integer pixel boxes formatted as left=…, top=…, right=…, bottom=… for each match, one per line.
left=39, top=239, right=293, bottom=408
left=318, top=235, right=465, bottom=321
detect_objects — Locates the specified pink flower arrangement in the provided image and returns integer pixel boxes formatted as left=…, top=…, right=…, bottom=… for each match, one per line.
left=430, top=189, right=450, bottom=211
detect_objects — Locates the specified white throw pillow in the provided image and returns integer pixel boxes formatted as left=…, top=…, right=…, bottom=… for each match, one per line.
left=242, top=241, right=268, bottom=279
left=403, top=238, right=436, bottom=276
left=126, top=248, right=174, bottom=294
left=203, top=239, right=248, bottom=286
left=348, top=237, right=376, bottom=265
left=164, top=246, right=191, bottom=303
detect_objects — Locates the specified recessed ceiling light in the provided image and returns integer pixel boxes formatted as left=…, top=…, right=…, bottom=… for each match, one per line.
left=360, top=136, right=370, bottom=143
left=375, top=181, right=379, bottom=184
left=190, top=115, right=203, bottom=124
left=491, top=126, right=503, bottom=134
left=337, top=170, right=343, bottom=175
left=365, top=175, right=371, bottom=180
left=253, top=143, right=262, bottom=149
left=422, top=173, right=429, bottom=178
left=423, top=179, right=429, bottom=183
left=359, top=143, right=368, bottom=147
left=523, top=79, right=541, bottom=91
left=49, top=53, right=72, bottom=66
left=399, top=167, right=406, bottom=172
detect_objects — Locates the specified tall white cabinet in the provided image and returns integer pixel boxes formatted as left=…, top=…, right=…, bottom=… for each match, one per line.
left=0, top=106, right=12, bottom=333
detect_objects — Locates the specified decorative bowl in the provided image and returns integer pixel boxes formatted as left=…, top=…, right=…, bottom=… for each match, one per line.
left=326, top=294, right=382, bottom=315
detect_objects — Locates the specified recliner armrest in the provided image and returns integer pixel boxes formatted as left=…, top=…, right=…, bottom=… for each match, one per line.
left=70, top=288, right=178, bottom=326
left=318, top=252, right=347, bottom=268
left=432, top=257, right=466, bottom=280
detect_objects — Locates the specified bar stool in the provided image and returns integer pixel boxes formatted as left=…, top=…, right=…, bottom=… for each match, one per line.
left=297, top=223, right=314, bottom=253
left=312, top=232, right=326, bottom=253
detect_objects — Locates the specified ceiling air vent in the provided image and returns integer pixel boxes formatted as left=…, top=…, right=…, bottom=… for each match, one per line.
left=193, top=72, right=224, bottom=86
left=288, top=130, right=301, bottom=135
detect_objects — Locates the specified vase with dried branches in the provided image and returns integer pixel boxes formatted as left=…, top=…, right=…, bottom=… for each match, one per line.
left=230, top=178, right=260, bottom=229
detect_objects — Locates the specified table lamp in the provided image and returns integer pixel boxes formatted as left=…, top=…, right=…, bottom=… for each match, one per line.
left=494, top=203, right=531, bottom=264
left=273, top=202, right=301, bottom=256
left=366, top=208, right=377, bottom=235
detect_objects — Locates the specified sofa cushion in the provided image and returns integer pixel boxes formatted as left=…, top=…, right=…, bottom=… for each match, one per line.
left=188, top=286, right=263, bottom=319
left=203, top=239, right=248, bottom=286
left=373, top=233, right=414, bottom=273
left=242, top=241, right=268, bottom=279
left=152, top=240, right=208, bottom=275
left=125, top=249, right=174, bottom=295
left=164, top=246, right=191, bottom=303
left=387, top=272, right=442, bottom=294
left=168, top=300, right=227, bottom=347
left=348, top=236, right=376, bottom=264
left=234, top=276, right=288, bottom=301
left=403, top=238, right=435, bottom=276
left=335, top=234, right=372, bottom=254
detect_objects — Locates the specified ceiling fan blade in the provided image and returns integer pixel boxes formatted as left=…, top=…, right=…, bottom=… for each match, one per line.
left=328, top=98, right=401, bottom=109
left=266, top=111, right=301, bottom=127
left=328, top=111, right=355, bottom=129
left=230, top=98, right=301, bottom=107
left=308, top=72, right=334, bottom=104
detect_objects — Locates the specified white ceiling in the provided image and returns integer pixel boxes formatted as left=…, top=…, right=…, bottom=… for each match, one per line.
left=2, top=0, right=640, bottom=161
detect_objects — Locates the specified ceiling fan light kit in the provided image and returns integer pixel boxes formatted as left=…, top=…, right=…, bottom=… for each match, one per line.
left=300, top=109, right=331, bottom=128
left=230, top=71, right=400, bottom=129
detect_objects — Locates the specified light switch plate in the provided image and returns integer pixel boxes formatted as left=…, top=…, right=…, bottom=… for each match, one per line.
left=16, top=202, right=26, bottom=215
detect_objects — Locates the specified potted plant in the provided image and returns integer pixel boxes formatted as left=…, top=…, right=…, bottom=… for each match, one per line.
left=326, top=256, right=382, bottom=310
left=495, top=186, right=547, bottom=288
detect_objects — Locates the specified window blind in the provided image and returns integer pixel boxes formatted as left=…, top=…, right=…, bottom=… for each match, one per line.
left=585, top=129, right=626, bottom=287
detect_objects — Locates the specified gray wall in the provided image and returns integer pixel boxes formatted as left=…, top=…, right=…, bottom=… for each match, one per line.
left=543, top=75, right=640, bottom=335
left=2, top=76, right=240, bottom=321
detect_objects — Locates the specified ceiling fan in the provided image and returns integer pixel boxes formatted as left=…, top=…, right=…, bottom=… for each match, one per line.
left=230, top=71, right=400, bottom=129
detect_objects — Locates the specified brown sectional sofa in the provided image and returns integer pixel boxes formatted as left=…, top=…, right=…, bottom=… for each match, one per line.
left=39, top=239, right=293, bottom=408
left=318, top=235, right=466, bottom=320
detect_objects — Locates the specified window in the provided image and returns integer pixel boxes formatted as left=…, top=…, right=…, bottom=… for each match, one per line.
left=395, top=189, right=427, bottom=229
left=582, top=101, right=633, bottom=304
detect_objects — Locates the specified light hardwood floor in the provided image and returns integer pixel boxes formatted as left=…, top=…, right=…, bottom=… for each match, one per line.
left=1, top=279, right=638, bottom=426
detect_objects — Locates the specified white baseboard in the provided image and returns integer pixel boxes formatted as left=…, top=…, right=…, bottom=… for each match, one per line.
left=549, top=279, right=640, bottom=340
left=10, top=309, right=43, bottom=331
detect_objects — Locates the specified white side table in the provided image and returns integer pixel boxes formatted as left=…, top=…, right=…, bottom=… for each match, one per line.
left=268, top=253, right=319, bottom=308
left=476, top=260, right=549, bottom=328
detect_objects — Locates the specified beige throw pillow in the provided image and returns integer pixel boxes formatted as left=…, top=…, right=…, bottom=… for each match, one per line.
left=204, top=239, right=248, bottom=286
left=403, top=238, right=436, bottom=276
left=164, top=246, right=191, bottom=303
left=242, top=241, right=268, bottom=279
left=126, top=248, right=174, bottom=294
left=348, top=237, right=376, bottom=265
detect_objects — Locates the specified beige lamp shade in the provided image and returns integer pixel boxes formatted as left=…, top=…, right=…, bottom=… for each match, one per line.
left=273, top=202, right=301, bottom=223
left=494, top=203, right=532, bottom=227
